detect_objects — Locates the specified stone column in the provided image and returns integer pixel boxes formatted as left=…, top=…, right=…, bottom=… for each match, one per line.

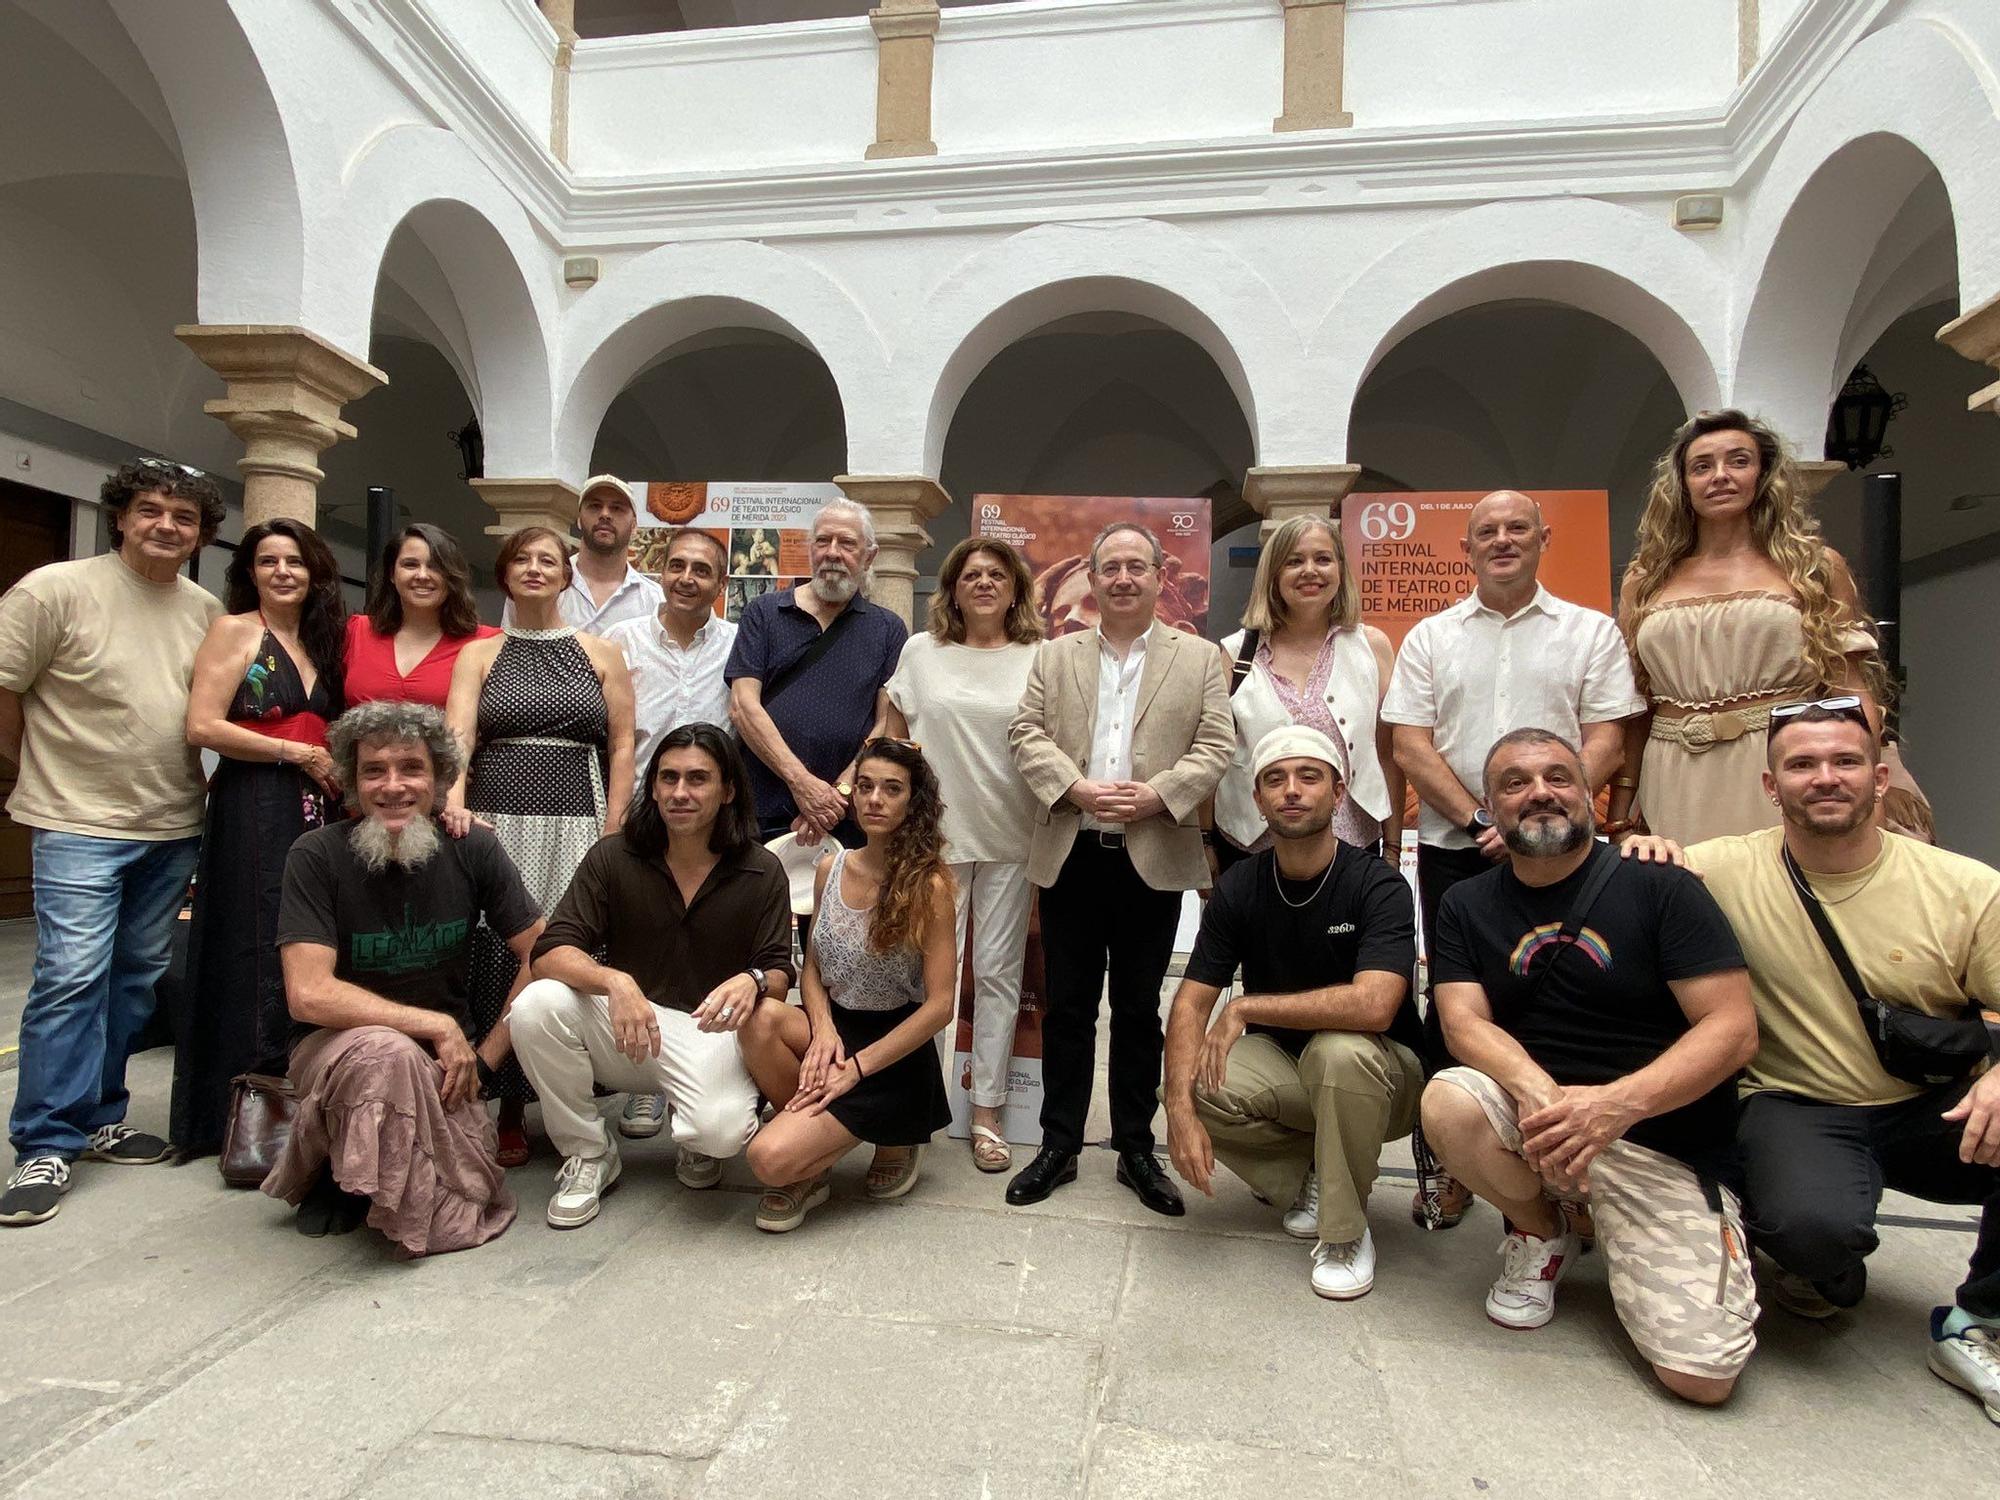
left=867, top=1, right=941, bottom=160
left=470, top=478, right=582, bottom=539
left=834, top=474, right=951, bottom=626
left=542, top=0, right=577, bottom=165
left=1738, top=0, right=1760, bottom=80
left=1243, top=463, right=1362, bottom=539
left=1937, top=290, right=2000, bottom=417
left=175, top=324, right=386, bottom=526
left=1275, top=0, right=1353, bottom=132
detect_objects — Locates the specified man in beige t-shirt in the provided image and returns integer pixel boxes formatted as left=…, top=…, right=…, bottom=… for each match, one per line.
left=0, top=460, right=224, bottom=1228
left=1627, top=700, right=2000, bottom=1426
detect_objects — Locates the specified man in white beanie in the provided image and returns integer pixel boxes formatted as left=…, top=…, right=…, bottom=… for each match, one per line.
left=1162, top=724, right=1422, bottom=1300
left=503, top=474, right=662, bottom=633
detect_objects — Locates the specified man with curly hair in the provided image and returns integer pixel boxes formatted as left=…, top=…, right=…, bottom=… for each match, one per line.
left=260, top=702, right=543, bottom=1254
left=0, top=459, right=224, bottom=1227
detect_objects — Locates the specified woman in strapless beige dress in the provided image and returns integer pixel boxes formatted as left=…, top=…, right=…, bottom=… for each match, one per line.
left=1607, top=410, right=1882, bottom=847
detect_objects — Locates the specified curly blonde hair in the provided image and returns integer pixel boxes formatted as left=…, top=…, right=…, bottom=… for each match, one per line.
left=1622, top=410, right=1876, bottom=698
left=1241, top=516, right=1362, bottom=634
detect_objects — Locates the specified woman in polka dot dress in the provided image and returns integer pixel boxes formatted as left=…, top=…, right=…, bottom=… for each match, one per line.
left=443, top=526, right=636, bottom=1166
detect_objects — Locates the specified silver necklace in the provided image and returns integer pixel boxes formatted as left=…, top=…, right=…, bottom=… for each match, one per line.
left=1272, top=853, right=1337, bottom=908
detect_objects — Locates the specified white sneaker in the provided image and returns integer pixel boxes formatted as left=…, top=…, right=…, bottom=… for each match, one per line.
left=1485, top=1226, right=1580, bottom=1330
left=1310, top=1230, right=1376, bottom=1300
left=546, top=1149, right=621, bottom=1229
left=1929, top=1307, right=2000, bottom=1424
left=1282, top=1170, right=1320, bottom=1239
left=618, top=1092, right=667, bottom=1139
left=676, top=1146, right=722, bottom=1190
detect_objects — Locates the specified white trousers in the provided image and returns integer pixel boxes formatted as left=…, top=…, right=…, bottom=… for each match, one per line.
left=508, top=978, right=761, bottom=1162
left=945, top=860, right=1032, bottom=1109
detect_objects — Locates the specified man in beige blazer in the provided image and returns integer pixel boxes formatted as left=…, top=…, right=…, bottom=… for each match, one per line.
left=1005, top=523, right=1234, bottom=1214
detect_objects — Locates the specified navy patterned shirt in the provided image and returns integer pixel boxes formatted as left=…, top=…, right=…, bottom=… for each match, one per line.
left=724, top=588, right=907, bottom=832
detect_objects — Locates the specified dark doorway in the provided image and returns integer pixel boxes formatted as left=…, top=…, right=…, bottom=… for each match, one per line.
left=0, top=479, right=72, bottom=919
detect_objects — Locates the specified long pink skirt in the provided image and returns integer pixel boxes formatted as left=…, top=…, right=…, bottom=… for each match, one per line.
left=262, top=1025, right=516, bottom=1255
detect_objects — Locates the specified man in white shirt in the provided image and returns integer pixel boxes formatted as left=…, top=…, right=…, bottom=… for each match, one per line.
left=599, top=526, right=737, bottom=1142
left=502, top=475, right=662, bottom=633
left=1006, top=523, right=1234, bottom=1215
left=1381, top=490, right=1644, bottom=1224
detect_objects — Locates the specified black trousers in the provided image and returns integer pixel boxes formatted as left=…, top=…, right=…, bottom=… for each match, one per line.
left=1415, top=843, right=1493, bottom=1071
left=1036, top=836, right=1181, bottom=1156
left=1739, top=1083, right=2000, bottom=1318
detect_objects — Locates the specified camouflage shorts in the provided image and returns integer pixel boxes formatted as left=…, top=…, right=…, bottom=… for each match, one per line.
left=1430, top=1066, right=1759, bottom=1380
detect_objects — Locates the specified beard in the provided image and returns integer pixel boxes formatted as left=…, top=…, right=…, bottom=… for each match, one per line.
left=1783, top=791, right=1873, bottom=838
left=809, top=564, right=860, bottom=604
left=1270, top=805, right=1335, bottom=842
left=352, top=812, right=443, bottom=873
left=1503, top=804, right=1593, bottom=858
left=580, top=527, right=627, bottom=558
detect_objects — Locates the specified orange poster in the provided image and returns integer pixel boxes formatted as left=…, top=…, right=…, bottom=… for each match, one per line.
left=1342, top=490, right=1613, bottom=650
left=973, top=494, right=1213, bottom=636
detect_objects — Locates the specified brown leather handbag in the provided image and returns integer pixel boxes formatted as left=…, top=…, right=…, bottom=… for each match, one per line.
left=219, top=1072, right=298, bottom=1188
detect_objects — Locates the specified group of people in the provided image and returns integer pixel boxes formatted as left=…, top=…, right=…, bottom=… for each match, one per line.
left=0, top=409, right=1994, bottom=1425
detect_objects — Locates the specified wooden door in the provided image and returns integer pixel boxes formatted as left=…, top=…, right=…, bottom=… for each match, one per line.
left=0, top=480, right=72, bottom=918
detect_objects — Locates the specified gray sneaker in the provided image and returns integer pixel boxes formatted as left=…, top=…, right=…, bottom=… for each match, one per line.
left=676, top=1147, right=722, bottom=1190
left=82, top=1124, right=172, bottom=1165
left=0, top=1156, right=72, bottom=1226
left=546, top=1150, right=621, bottom=1229
left=618, top=1092, right=667, bottom=1139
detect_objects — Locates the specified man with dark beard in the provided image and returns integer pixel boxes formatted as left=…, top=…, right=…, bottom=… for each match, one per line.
left=1626, top=700, right=2000, bottom=1426
left=726, top=500, right=906, bottom=842
left=1419, top=728, right=1760, bottom=1406
left=503, top=474, right=661, bottom=632
left=1163, top=727, right=1420, bottom=1300
left=260, top=702, right=543, bottom=1254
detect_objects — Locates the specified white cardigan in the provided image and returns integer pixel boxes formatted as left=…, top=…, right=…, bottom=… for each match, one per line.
left=1213, top=625, right=1391, bottom=849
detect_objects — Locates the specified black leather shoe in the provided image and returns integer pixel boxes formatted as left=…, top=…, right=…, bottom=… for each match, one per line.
left=1005, top=1146, right=1079, bottom=1206
left=1116, top=1150, right=1185, bottom=1217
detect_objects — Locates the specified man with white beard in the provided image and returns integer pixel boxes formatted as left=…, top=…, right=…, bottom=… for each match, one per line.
left=260, top=702, right=543, bottom=1254
left=726, top=501, right=907, bottom=843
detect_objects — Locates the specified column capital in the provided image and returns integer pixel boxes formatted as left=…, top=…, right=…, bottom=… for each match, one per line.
left=471, top=477, right=582, bottom=539
left=870, top=4, right=940, bottom=42
left=1937, top=291, right=2000, bottom=417
left=175, top=324, right=386, bottom=525
left=1793, top=459, right=1847, bottom=505
left=835, top=474, right=953, bottom=626
left=1244, top=463, right=1362, bottom=518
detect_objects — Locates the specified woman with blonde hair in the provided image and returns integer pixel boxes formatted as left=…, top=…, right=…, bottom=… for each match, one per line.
left=882, top=536, right=1042, bottom=1172
left=1608, top=409, right=1881, bottom=845
left=1212, top=515, right=1402, bottom=869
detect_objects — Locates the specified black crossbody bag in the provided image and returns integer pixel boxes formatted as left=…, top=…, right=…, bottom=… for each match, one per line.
left=759, top=604, right=859, bottom=709
left=1781, top=844, right=1995, bottom=1088
left=1516, top=845, right=1621, bottom=1010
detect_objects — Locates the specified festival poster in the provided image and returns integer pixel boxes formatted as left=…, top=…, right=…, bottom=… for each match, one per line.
left=628, top=479, right=846, bottom=620
left=971, top=494, right=1214, bottom=636
left=1342, top=490, right=1614, bottom=648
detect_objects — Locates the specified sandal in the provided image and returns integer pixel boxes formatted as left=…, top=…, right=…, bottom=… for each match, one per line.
left=755, top=1172, right=831, bottom=1233
left=495, top=1121, right=530, bottom=1169
left=864, top=1145, right=924, bottom=1200
left=970, top=1125, right=1011, bottom=1174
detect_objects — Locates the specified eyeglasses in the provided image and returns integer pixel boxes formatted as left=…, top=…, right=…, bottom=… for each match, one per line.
left=136, top=457, right=206, bottom=479
left=1769, top=696, right=1869, bottom=732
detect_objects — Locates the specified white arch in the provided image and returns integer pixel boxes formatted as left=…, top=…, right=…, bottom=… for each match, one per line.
left=1315, top=197, right=1725, bottom=458
left=894, top=220, right=1307, bottom=476
left=315, top=125, right=560, bottom=476
left=110, top=0, right=308, bottom=327
left=556, top=240, right=886, bottom=481
left=1732, top=18, right=2000, bottom=453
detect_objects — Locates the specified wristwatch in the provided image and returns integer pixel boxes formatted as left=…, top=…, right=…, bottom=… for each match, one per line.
left=745, top=966, right=767, bottom=994
left=835, top=781, right=854, bottom=799
left=1463, top=808, right=1494, bottom=840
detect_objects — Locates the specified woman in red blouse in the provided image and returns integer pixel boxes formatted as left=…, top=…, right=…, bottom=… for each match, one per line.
left=344, top=524, right=497, bottom=708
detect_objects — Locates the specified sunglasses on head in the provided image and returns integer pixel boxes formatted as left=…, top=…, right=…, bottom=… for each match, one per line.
left=1769, top=696, right=1869, bottom=732
left=864, top=736, right=922, bottom=754
left=136, top=456, right=205, bottom=479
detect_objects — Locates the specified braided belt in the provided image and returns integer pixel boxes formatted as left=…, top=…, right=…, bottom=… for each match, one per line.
left=1648, top=704, right=1776, bottom=752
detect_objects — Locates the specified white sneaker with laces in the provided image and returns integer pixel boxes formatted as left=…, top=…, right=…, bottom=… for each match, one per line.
left=1929, top=1307, right=2000, bottom=1424
left=1310, top=1230, right=1376, bottom=1300
left=618, top=1092, right=667, bottom=1139
left=546, top=1149, right=621, bottom=1229
left=676, top=1146, right=722, bottom=1190
left=1485, top=1226, right=1580, bottom=1330
left=1282, top=1170, right=1320, bottom=1239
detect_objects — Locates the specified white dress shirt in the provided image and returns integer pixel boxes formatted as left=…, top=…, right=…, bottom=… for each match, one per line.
left=1380, top=584, right=1645, bottom=849
left=505, top=563, right=664, bottom=634
left=602, top=608, right=738, bottom=801
left=1082, top=623, right=1153, bottom=831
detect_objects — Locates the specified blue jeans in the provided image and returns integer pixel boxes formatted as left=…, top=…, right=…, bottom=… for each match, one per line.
left=10, top=830, right=200, bottom=1161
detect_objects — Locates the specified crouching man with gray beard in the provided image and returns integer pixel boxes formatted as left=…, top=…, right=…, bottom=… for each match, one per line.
left=262, top=702, right=543, bottom=1255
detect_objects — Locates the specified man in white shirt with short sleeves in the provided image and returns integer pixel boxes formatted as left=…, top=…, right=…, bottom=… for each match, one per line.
left=1381, top=489, right=1644, bottom=1226
left=502, top=474, right=662, bottom=632
left=599, top=525, right=737, bottom=1142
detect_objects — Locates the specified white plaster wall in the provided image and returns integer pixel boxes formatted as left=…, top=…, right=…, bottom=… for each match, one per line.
left=417, top=0, right=556, bottom=140
left=932, top=1, right=1282, bottom=154
left=568, top=19, right=877, bottom=174
left=1324, top=0, right=1738, bottom=128
left=1760, top=0, right=1812, bottom=53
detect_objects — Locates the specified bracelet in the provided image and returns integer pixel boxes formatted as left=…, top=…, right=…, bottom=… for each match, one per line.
left=1611, top=776, right=1639, bottom=790
left=852, top=1054, right=867, bottom=1079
